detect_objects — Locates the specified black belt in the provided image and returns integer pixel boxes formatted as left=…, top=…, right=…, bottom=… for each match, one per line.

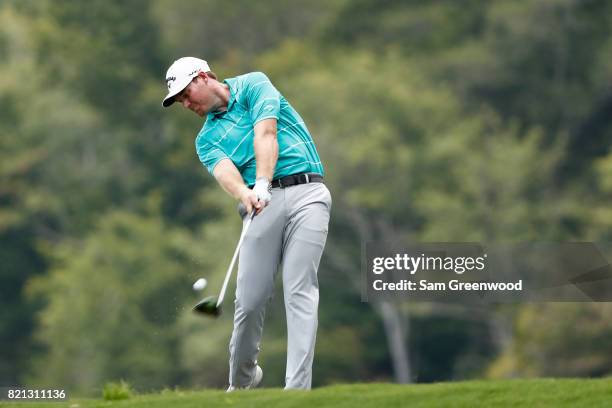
left=250, top=173, right=323, bottom=189
left=272, top=173, right=323, bottom=188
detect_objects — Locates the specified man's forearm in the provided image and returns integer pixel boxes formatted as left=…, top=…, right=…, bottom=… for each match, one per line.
left=254, top=119, right=279, bottom=181
left=213, top=158, right=263, bottom=213
left=213, top=158, right=249, bottom=199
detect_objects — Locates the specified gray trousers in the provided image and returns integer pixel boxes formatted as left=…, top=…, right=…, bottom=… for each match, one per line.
left=228, top=182, right=332, bottom=389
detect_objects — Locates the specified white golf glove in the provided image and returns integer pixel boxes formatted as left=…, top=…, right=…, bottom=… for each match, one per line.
left=253, top=176, right=272, bottom=206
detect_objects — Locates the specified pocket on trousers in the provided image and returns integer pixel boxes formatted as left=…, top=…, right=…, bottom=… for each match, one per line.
left=320, top=184, right=332, bottom=210
left=295, top=223, right=329, bottom=247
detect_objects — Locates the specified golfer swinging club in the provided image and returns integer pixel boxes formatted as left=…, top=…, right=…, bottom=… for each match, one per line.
left=162, top=57, right=331, bottom=390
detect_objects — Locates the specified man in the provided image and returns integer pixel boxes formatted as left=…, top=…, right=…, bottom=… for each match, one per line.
left=162, top=57, right=331, bottom=390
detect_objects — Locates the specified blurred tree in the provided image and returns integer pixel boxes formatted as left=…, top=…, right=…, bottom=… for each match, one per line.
left=27, top=0, right=164, bottom=125
left=322, top=0, right=612, bottom=182
left=489, top=303, right=612, bottom=378
left=488, top=152, right=612, bottom=378
left=322, top=0, right=485, bottom=54
left=0, top=228, right=45, bottom=385
left=0, top=1, right=217, bottom=386
left=0, top=4, right=105, bottom=385
left=152, top=0, right=345, bottom=66
left=26, top=210, right=204, bottom=394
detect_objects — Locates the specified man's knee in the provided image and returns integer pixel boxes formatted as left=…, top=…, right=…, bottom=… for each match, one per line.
left=235, top=291, right=269, bottom=316
left=285, top=289, right=319, bottom=315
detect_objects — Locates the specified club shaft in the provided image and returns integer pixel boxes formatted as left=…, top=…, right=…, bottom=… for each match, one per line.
left=216, top=211, right=255, bottom=307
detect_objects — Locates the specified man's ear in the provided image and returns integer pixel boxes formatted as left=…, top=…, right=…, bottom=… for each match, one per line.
left=197, top=71, right=209, bottom=82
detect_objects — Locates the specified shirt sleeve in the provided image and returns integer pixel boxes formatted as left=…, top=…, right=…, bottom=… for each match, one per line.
left=243, top=72, right=281, bottom=125
left=195, top=136, right=228, bottom=175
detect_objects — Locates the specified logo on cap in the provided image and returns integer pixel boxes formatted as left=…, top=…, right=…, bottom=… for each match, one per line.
left=166, top=76, right=176, bottom=90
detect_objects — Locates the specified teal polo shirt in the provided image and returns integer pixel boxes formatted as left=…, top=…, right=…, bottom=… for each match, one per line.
left=195, top=72, right=324, bottom=186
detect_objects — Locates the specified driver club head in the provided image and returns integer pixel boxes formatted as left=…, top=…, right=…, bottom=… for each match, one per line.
left=192, top=296, right=222, bottom=317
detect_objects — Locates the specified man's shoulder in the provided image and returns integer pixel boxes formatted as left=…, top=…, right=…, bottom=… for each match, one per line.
left=228, top=72, right=271, bottom=88
left=226, top=72, right=275, bottom=107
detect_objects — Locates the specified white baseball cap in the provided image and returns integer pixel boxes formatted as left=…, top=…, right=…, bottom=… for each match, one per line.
left=162, top=57, right=211, bottom=107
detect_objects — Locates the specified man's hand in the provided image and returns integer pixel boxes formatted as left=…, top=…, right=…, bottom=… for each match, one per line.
left=253, top=177, right=272, bottom=206
left=238, top=181, right=270, bottom=215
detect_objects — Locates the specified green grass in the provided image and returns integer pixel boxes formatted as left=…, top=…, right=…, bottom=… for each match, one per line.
left=2, top=379, right=611, bottom=408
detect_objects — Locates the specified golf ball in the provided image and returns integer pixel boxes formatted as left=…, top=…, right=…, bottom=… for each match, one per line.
left=192, top=278, right=207, bottom=291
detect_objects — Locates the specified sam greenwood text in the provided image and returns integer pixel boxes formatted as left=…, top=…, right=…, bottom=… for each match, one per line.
left=372, top=279, right=523, bottom=291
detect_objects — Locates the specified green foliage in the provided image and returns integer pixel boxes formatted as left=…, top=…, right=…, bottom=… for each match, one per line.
left=0, top=1, right=219, bottom=384
left=0, top=228, right=46, bottom=384
left=27, top=0, right=165, bottom=124
left=103, top=380, right=133, bottom=401
left=322, top=0, right=485, bottom=53
left=489, top=304, right=612, bottom=378
left=25, top=210, right=204, bottom=394
left=152, top=0, right=345, bottom=63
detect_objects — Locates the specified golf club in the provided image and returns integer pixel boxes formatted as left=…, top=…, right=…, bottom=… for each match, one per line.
left=192, top=205, right=257, bottom=317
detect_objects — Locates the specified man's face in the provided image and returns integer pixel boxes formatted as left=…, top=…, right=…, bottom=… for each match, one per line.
left=174, top=75, right=210, bottom=117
